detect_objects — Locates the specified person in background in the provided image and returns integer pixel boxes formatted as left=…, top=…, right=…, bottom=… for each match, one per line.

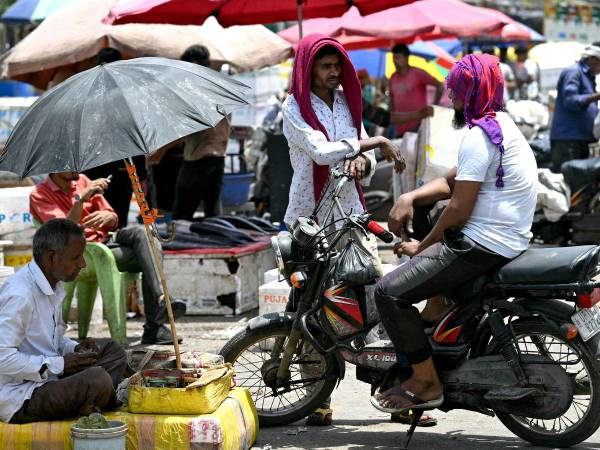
left=358, top=69, right=380, bottom=135
left=84, top=48, right=147, bottom=228
left=29, top=173, right=187, bottom=345
left=512, top=45, right=540, bottom=100
left=389, top=44, right=444, bottom=137
left=0, top=220, right=128, bottom=424
left=496, top=46, right=517, bottom=102
left=550, top=44, right=600, bottom=173
left=171, top=45, right=230, bottom=220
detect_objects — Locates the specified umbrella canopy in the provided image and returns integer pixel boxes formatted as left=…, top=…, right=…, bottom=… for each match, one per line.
left=1, top=0, right=77, bottom=23
left=528, top=41, right=585, bottom=71
left=104, top=0, right=413, bottom=26
left=0, top=0, right=292, bottom=90
left=497, top=21, right=545, bottom=42
left=278, top=6, right=435, bottom=50
left=279, top=0, right=512, bottom=48
left=349, top=38, right=457, bottom=78
left=345, top=0, right=510, bottom=40
left=409, top=40, right=456, bottom=67
left=0, top=57, right=249, bottom=178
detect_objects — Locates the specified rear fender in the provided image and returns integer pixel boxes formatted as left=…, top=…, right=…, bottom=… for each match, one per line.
left=247, top=312, right=346, bottom=380
left=512, top=298, right=576, bottom=322
left=471, top=298, right=576, bottom=357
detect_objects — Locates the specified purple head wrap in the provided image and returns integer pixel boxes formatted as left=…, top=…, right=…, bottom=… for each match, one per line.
left=446, top=54, right=506, bottom=188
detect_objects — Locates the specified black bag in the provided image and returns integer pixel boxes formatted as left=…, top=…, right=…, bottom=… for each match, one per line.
left=334, top=239, right=379, bottom=285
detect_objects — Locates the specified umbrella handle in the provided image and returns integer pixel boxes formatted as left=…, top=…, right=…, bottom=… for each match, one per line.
left=125, top=158, right=181, bottom=369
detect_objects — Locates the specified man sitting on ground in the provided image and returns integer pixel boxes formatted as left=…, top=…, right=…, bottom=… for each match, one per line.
left=29, top=172, right=186, bottom=345
left=0, top=219, right=128, bottom=423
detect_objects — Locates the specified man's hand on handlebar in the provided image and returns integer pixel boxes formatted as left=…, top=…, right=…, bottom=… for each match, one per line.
left=344, top=155, right=369, bottom=180
left=388, top=194, right=414, bottom=240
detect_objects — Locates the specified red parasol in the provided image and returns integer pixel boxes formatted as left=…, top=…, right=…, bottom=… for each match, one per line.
left=278, top=0, right=514, bottom=49
left=104, top=0, right=414, bottom=37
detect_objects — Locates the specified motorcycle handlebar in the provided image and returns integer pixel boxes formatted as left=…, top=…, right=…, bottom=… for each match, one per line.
left=365, top=220, right=394, bottom=243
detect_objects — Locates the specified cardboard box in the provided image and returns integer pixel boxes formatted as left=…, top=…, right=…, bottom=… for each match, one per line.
left=164, top=245, right=275, bottom=315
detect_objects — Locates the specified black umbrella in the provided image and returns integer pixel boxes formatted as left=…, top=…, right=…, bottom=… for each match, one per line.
left=0, top=57, right=250, bottom=364
left=0, top=57, right=249, bottom=177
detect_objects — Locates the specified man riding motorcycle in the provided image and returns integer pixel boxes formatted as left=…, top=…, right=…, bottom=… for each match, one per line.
left=373, top=53, right=538, bottom=411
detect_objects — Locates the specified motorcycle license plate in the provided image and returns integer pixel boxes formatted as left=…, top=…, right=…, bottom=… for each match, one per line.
left=572, top=304, right=600, bottom=341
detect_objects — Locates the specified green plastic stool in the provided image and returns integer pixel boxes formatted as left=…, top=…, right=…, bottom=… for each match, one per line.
left=61, top=242, right=140, bottom=346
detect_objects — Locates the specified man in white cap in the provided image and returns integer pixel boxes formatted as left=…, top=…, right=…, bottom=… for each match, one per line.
left=550, top=44, right=600, bottom=172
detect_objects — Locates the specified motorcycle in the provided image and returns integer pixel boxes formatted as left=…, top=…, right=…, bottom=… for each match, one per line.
left=220, top=170, right=600, bottom=448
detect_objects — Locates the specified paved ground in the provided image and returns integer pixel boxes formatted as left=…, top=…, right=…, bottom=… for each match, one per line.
left=69, top=313, right=600, bottom=450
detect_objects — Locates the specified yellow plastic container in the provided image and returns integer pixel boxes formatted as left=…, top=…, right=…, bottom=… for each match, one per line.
left=128, top=365, right=234, bottom=415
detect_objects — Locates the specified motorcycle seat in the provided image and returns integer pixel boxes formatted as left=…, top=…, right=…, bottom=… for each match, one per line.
left=492, top=245, right=600, bottom=285
left=561, top=157, right=600, bottom=193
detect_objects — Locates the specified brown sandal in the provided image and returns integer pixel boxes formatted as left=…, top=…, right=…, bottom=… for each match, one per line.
left=391, top=410, right=438, bottom=427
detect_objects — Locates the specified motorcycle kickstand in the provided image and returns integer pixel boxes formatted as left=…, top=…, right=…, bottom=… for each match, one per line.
left=399, top=410, right=423, bottom=450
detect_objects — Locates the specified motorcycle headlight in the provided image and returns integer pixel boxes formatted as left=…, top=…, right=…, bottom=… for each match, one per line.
left=271, top=236, right=285, bottom=276
left=271, top=232, right=294, bottom=277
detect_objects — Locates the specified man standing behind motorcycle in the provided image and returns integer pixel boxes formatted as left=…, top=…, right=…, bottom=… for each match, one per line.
left=373, top=54, right=538, bottom=411
left=282, top=34, right=406, bottom=426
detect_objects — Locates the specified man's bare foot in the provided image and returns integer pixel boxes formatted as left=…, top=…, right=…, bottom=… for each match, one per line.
left=377, top=376, right=443, bottom=410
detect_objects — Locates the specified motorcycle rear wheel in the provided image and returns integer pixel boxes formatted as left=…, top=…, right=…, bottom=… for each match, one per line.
left=493, top=320, right=600, bottom=447
left=219, top=322, right=339, bottom=426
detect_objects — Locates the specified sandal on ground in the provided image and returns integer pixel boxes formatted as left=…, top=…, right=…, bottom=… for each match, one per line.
left=390, top=410, right=437, bottom=427
left=370, top=386, right=444, bottom=413
left=305, top=408, right=333, bottom=426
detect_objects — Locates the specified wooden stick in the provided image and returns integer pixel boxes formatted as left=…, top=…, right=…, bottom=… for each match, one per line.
left=124, top=158, right=181, bottom=369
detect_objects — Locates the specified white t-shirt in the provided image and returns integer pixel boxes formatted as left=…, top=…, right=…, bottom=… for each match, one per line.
left=456, top=112, right=537, bottom=258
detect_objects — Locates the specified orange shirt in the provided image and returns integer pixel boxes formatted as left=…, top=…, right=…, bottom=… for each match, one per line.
left=389, top=67, right=438, bottom=135
left=29, top=175, right=118, bottom=242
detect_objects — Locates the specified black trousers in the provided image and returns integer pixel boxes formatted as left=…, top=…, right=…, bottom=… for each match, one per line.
left=172, top=157, right=225, bottom=220
left=107, top=226, right=163, bottom=328
left=374, top=207, right=508, bottom=364
left=10, top=341, right=127, bottom=424
left=551, top=140, right=590, bottom=173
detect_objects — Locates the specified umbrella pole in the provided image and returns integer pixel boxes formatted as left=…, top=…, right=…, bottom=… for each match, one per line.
left=124, top=158, right=182, bottom=370
left=297, top=0, right=303, bottom=39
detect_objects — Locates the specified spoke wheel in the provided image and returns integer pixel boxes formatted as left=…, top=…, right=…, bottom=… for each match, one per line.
left=220, top=323, right=338, bottom=426
left=494, top=320, right=600, bottom=447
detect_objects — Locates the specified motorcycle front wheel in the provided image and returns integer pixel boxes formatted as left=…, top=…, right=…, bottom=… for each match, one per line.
left=219, top=322, right=339, bottom=426
left=493, top=320, right=600, bottom=447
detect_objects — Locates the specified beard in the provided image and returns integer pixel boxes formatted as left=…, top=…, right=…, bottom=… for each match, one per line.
left=452, top=108, right=467, bottom=129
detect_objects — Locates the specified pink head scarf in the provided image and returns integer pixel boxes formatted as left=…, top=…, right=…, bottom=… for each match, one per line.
left=446, top=54, right=507, bottom=188
left=289, top=33, right=365, bottom=206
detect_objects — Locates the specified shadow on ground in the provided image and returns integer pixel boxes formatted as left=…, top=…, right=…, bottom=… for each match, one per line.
left=254, top=419, right=600, bottom=450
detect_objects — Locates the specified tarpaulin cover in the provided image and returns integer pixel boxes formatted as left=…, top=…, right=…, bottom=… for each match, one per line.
left=0, top=387, right=258, bottom=450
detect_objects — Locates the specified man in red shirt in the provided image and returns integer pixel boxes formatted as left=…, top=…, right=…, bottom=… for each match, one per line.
left=389, top=44, right=444, bottom=136
left=29, top=172, right=186, bottom=345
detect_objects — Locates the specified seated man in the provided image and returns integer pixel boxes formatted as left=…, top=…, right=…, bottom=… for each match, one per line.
left=0, top=219, right=127, bottom=423
left=373, top=54, right=537, bottom=410
left=30, top=172, right=186, bottom=345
